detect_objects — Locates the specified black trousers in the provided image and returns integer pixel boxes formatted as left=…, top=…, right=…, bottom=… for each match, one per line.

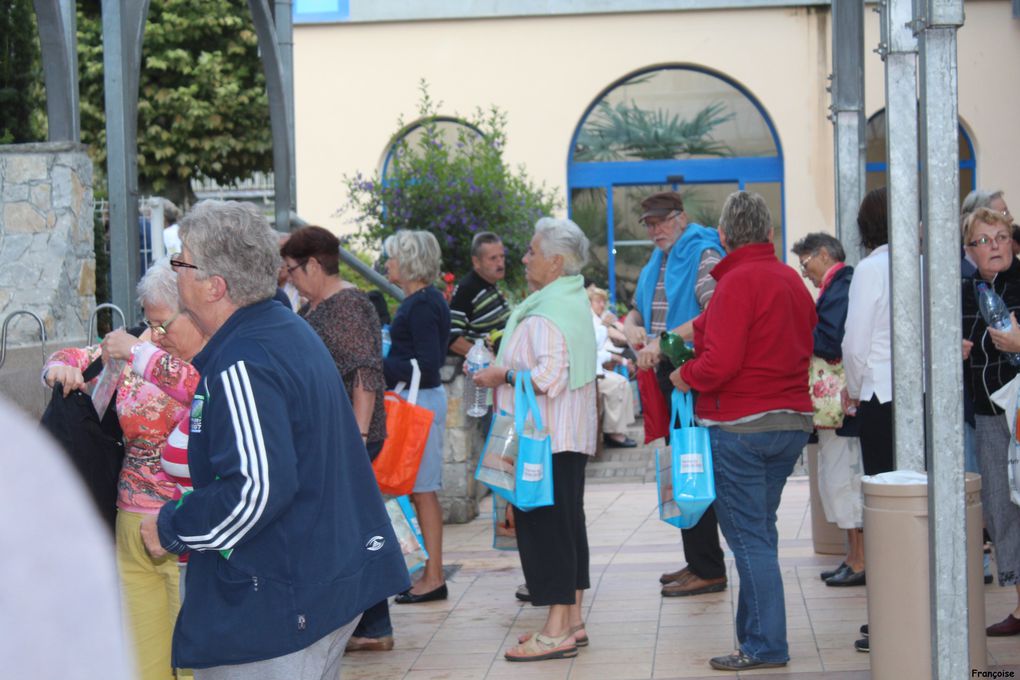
left=656, top=358, right=727, bottom=580
left=857, top=395, right=894, bottom=476
left=513, top=451, right=590, bottom=606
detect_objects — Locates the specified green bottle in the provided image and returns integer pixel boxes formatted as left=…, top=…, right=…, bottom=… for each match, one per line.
left=660, top=331, right=695, bottom=368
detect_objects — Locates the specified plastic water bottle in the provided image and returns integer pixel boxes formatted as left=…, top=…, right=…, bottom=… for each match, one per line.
left=381, top=325, right=391, bottom=358
left=465, top=339, right=492, bottom=417
left=976, top=282, right=1020, bottom=366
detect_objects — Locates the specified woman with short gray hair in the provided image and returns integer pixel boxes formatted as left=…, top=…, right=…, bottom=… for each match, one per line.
left=177, top=200, right=280, bottom=307
left=382, top=230, right=452, bottom=606
left=472, top=217, right=598, bottom=662
left=718, top=190, right=772, bottom=250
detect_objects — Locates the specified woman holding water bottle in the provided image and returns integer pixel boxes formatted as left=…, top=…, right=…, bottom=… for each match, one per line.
left=960, top=206, right=1020, bottom=636
left=382, top=230, right=452, bottom=604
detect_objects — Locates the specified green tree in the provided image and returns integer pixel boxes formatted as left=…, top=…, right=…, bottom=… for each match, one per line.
left=0, top=0, right=45, bottom=143
left=77, top=0, right=272, bottom=204
left=342, top=82, right=561, bottom=294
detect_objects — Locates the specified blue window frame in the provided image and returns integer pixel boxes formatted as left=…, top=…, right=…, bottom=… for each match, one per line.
left=567, top=65, right=784, bottom=305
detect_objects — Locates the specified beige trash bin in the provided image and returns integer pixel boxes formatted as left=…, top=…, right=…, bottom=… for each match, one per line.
left=807, top=442, right=846, bottom=555
left=863, top=471, right=986, bottom=679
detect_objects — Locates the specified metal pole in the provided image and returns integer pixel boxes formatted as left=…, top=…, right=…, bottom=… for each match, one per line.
left=101, top=0, right=151, bottom=326
left=830, top=0, right=866, bottom=266
left=274, top=0, right=297, bottom=221
left=33, top=0, right=79, bottom=141
left=881, top=0, right=925, bottom=472
left=916, top=0, right=968, bottom=675
left=248, top=0, right=293, bottom=232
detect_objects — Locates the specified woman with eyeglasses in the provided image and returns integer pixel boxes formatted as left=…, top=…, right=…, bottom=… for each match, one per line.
left=43, top=259, right=205, bottom=680
left=960, top=207, right=1020, bottom=637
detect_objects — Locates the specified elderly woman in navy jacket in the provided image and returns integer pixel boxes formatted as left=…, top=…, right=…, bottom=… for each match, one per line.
left=792, top=233, right=864, bottom=587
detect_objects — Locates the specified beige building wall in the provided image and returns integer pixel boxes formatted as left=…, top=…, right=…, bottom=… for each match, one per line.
left=294, top=1, right=1018, bottom=260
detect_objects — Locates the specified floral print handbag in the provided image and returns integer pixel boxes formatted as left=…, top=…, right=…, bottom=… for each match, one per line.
left=809, top=355, right=846, bottom=429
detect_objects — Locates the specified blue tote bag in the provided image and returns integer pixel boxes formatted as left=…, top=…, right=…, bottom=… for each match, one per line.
left=474, top=370, right=554, bottom=511
left=655, top=389, right=716, bottom=529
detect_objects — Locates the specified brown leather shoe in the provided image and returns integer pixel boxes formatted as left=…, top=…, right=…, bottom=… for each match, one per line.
left=345, top=635, right=395, bottom=652
left=987, top=614, right=1020, bottom=637
left=661, top=573, right=727, bottom=597
left=659, top=566, right=691, bottom=585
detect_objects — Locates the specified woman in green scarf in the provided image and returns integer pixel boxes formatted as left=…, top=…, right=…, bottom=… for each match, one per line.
left=473, top=217, right=598, bottom=662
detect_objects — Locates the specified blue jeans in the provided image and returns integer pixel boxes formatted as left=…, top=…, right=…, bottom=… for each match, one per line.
left=710, top=427, right=809, bottom=664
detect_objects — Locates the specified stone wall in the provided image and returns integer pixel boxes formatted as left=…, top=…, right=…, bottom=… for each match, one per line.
left=0, top=143, right=94, bottom=415
left=438, top=355, right=489, bottom=524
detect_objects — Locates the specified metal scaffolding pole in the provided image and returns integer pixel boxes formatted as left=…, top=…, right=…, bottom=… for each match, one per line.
left=33, top=0, right=80, bottom=141
left=916, top=0, right=968, bottom=675
left=830, top=0, right=866, bottom=266
left=249, top=0, right=294, bottom=232
left=274, top=0, right=297, bottom=226
left=102, top=0, right=150, bottom=326
left=880, top=0, right=925, bottom=472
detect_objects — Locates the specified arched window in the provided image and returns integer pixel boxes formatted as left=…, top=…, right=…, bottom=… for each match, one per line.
left=380, top=116, right=484, bottom=180
left=568, top=66, right=784, bottom=305
left=865, top=109, right=976, bottom=205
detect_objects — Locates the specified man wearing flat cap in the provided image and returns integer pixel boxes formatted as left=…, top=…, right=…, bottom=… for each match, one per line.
left=622, top=190, right=728, bottom=598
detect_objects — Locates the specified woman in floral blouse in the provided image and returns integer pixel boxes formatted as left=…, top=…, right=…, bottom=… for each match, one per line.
left=44, top=260, right=205, bottom=680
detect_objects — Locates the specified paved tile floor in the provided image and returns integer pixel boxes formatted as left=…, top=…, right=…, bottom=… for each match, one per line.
left=344, top=439, right=1020, bottom=679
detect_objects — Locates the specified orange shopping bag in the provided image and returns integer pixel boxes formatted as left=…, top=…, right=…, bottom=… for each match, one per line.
left=373, top=359, right=434, bottom=495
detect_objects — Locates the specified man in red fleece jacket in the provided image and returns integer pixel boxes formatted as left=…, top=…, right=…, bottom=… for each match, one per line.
left=670, top=191, right=816, bottom=672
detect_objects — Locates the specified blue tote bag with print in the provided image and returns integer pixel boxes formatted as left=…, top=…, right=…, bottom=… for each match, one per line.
left=655, top=390, right=715, bottom=529
left=474, top=370, right=554, bottom=511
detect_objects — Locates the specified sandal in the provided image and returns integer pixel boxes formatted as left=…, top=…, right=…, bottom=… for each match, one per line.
left=505, top=631, right=578, bottom=662
left=518, top=623, right=589, bottom=647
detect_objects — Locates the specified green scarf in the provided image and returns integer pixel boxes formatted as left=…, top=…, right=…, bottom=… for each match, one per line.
left=497, top=274, right=597, bottom=390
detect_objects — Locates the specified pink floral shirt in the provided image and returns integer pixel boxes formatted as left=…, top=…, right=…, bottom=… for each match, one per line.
left=44, top=342, right=200, bottom=514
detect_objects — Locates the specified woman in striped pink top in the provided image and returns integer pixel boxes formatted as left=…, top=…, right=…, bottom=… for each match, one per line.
left=473, top=218, right=598, bottom=663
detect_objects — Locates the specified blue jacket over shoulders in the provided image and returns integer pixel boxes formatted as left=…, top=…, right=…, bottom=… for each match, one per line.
left=157, top=300, right=409, bottom=668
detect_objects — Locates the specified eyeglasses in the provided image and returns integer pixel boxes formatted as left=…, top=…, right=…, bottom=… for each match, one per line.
left=169, top=254, right=199, bottom=271
left=966, top=232, right=1011, bottom=249
left=145, top=310, right=180, bottom=337
left=799, top=253, right=815, bottom=272
left=642, top=212, right=678, bottom=230
left=285, top=259, right=307, bottom=275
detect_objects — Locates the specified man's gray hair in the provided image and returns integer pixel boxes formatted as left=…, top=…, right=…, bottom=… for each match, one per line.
left=179, top=200, right=280, bottom=307
left=719, top=191, right=772, bottom=250
left=961, top=189, right=1004, bottom=217
left=790, top=232, right=846, bottom=263
left=534, top=217, right=589, bottom=276
left=471, top=231, right=502, bottom=258
left=136, top=258, right=179, bottom=311
left=160, top=198, right=181, bottom=225
left=383, top=230, right=442, bottom=283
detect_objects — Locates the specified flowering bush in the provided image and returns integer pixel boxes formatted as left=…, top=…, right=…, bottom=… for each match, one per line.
left=341, top=82, right=560, bottom=293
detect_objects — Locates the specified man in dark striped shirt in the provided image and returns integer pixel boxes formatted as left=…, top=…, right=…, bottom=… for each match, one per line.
left=448, top=232, right=511, bottom=356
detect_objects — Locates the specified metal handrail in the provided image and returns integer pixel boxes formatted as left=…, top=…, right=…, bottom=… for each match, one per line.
left=0, top=310, right=47, bottom=371
left=88, top=303, right=127, bottom=341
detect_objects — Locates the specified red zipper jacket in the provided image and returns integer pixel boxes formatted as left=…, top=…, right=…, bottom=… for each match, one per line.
left=679, top=242, right=817, bottom=422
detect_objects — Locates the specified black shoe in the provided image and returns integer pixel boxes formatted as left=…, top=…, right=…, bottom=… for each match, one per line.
left=860, top=624, right=868, bottom=637
left=515, top=583, right=531, bottom=602
left=820, top=562, right=848, bottom=581
left=709, top=651, right=786, bottom=671
left=603, top=434, right=637, bottom=448
left=394, top=583, right=448, bottom=604
left=854, top=637, right=869, bottom=653
left=826, top=567, right=865, bottom=587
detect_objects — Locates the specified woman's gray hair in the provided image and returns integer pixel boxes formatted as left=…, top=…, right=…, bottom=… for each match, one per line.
left=533, top=217, right=589, bottom=276
left=179, top=200, right=280, bottom=307
left=136, top=258, right=179, bottom=310
left=719, top=191, right=771, bottom=250
left=383, top=230, right=442, bottom=283
left=961, top=189, right=1004, bottom=217
left=791, top=232, right=846, bottom=262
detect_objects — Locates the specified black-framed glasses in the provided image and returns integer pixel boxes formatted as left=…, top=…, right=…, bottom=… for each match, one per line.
left=169, top=254, right=199, bottom=271
left=966, top=232, right=1011, bottom=249
left=285, top=259, right=307, bottom=275
left=145, top=310, right=180, bottom=337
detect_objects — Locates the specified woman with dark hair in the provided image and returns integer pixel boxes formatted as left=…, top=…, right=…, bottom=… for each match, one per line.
left=281, top=225, right=394, bottom=650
